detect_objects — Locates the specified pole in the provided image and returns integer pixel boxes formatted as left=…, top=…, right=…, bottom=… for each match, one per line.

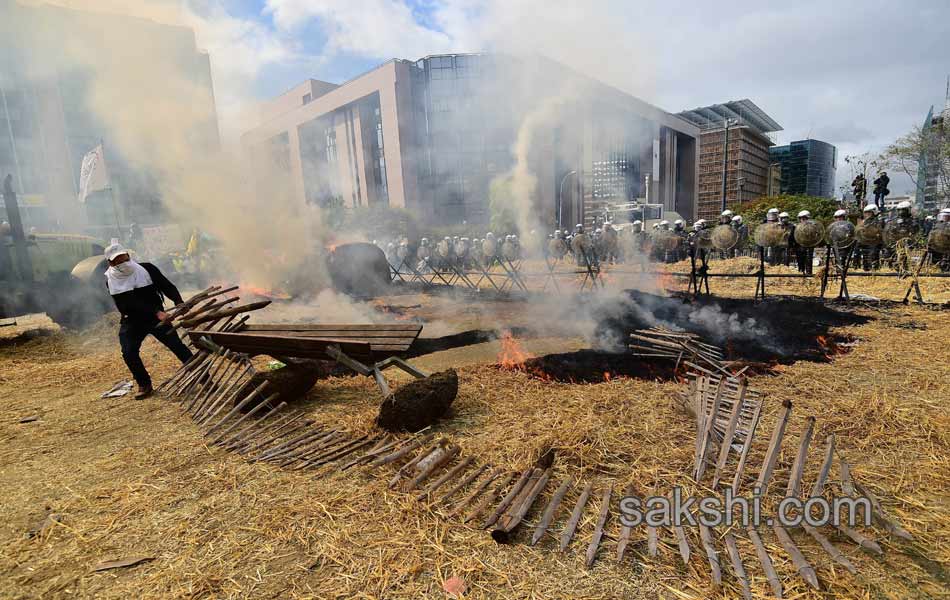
left=720, top=120, right=731, bottom=212
left=99, top=139, right=122, bottom=238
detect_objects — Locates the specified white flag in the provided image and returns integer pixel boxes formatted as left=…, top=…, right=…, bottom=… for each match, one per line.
left=77, top=143, right=110, bottom=204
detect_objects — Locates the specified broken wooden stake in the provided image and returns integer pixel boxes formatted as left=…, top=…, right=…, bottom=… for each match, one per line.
left=585, top=485, right=612, bottom=569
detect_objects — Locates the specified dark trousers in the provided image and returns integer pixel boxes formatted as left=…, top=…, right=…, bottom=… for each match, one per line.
left=796, top=247, right=814, bottom=274
left=119, top=320, right=193, bottom=388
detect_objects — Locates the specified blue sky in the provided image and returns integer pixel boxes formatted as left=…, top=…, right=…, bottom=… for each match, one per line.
left=186, top=0, right=949, bottom=193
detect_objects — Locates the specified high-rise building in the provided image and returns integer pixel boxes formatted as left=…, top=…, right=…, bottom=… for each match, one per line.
left=769, top=139, right=837, bottom=198
left=676, top=99, right=782, bottom=221
left=242, top=54, right=700, bottom=227
left=0, top=2, right=219, bottom=231
left=918, top=79, right=950, bottom=211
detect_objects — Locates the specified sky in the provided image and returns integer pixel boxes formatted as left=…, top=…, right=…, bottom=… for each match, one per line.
left=148, top=0, right=950, bottom=193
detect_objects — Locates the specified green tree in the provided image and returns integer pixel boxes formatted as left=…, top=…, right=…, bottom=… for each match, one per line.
left=729, top=194, right=843, bottom=226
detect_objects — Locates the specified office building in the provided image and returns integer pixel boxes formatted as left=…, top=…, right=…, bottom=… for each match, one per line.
left=242, top=54, right=700, bottom=227
left=676, top=99, right=782, bottom=221
left=0, top=2, right=219, bottom=231
left=769, top=139, right=837, bottom=198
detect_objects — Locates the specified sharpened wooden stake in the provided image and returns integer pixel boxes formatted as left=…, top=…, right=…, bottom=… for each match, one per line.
left=309, top=436, right=378, bottom=469
left=219, top=400, right=287, bottom=448
left=450, top=468, right=501, bottom=519
left=204, top=381, right=269, bottom=436
left=723, top=532, right=751, bottom=600
left=772, top=523, right=820, bottom=590
left=210, top=393, right=280, bottom=445
left=853, top=479, right=913, bottom=541
left=746, top=526, right=782, bottom=599
left=417, top=457, right=474, bottom=501
left=405, top=445, right=460, bottom=490
left=493, top=468, right=551, bottom=539
left=836, top=523, right=883, bottom=554
left=559, top=481, right=593, bottom=552
left=731, top=397, right=763, bottom=495
left=339, top=436, right=395, bottom=471
left=370, top=436, right=427, bottom=467
left=712, top=380, right=747, bottom=489
left=585, top=485, right=612, bottom=569
left=533, top=476, right=573, bottom=547
left=785, top=416, right=816, bottom=498
left=254, top=427, right=329, bottom=462
left=810, top=434, right=836, bottom=498
left=438, top=464, right=487, bottom=507
left=482, top=468, right=533, bottom=529
left=614, top=484, right=635, bottom=562
left=803, top=524, right=856, bottom=574
left=694, top=380, right=725, bottom=481
left=698, top=524, right=722, bottom=587
left=464, top=471, right=514, bottom=523
left=674, top=524, right=691, bottom=566
left=756, top=400, right=793, bottom=496
left=234, top=413, right=306, bottom=454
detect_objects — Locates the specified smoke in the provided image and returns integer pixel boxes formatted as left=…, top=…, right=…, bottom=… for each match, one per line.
left=3, top=0, right=326, bottom=289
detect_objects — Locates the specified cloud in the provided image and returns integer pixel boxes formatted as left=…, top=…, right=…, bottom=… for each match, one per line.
left=264, top=0, right=454, bottom=59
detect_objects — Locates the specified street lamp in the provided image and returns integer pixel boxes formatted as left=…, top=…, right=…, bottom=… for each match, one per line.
left=721, top=118, right=738, bottom=212
left=557, top=170, right=577, bottom=229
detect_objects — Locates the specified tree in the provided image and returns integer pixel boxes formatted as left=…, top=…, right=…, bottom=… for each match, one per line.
left=729, top=195, right=843, bottom=226
left=879, top=120, right=950, bottom=208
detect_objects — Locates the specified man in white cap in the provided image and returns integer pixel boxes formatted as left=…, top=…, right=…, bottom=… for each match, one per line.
left=795, top=210, right=814, bottom=274
left=764, top=208, right=779, bottom=223
left=730, top=214, right=748, bottom=257
left=719, top=209, right=733, bottom=225
left=103, top=241, right=192, bottom=399
left=778, top=211, right=794, bottom=266
left=834, top=208, right=848, bottom=221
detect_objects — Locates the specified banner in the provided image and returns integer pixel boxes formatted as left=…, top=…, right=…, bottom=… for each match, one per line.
left=77, top=143, right=110, bottom=204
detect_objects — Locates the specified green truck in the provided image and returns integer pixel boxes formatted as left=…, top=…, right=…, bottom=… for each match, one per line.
left=1, top=175, right=111, bottom=328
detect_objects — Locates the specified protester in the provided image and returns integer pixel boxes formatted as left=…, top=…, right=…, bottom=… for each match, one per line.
left=104, top=242, right=193, bottom=399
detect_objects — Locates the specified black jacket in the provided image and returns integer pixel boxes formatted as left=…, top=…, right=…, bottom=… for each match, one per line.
left=109, top=262, right=184, bottom=327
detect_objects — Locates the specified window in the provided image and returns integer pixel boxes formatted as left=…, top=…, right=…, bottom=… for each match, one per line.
left=303, top=93, right=312, bottom=105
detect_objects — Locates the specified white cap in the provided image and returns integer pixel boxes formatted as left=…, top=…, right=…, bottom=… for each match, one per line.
left=694, top=219, right=706, bottom=226
left=633, top=220, right=643, bottom=225
left=767, top=208, right=779, bottom=214
left=896, top=200, right=911, bottom=210
left=940, top=208, right=950, bottom=214
left=104, top=241, right=130, bottom=261
left=659, top=220, right=670, bottom=226
left=721, top=209, right=734, bottom=217
left=864, top=203, right=878, bottom=212
left=674, top=219, right=684, bottom=225
left=834, top=209, right=847, bottom=217
left=732, top=215, right=743, bottom=222
left=797, top=210, right=811, bottom=218
left=925, top=215, right=934, bottom=220
left=778, top=212, right=790, bottom=218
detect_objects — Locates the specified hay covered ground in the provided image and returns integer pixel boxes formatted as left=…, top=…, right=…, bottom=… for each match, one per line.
left=1, top=264, right=948, bottom=599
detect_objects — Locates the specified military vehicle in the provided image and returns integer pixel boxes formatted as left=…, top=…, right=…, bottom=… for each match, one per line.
left=1, top=175, right=111, bottom=328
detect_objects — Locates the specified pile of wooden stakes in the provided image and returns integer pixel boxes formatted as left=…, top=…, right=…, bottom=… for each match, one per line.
left=629, top=327, right=728, bottom=375
left=154, top=294, right=916, bottom=598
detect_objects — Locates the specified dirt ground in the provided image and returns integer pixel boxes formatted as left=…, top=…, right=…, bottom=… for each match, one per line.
left=1, top=266, right=948, bottom=599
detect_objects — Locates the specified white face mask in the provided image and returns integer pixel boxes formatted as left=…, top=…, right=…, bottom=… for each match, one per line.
left=114, top=262, right=136, bottom=276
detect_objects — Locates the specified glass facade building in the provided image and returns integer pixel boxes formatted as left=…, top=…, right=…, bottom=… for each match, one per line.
left=769, top=139, right=837, bottom=198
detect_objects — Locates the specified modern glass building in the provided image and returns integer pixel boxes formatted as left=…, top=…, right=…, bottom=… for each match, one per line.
left=769, top=139, right=837, bottom=198
left=243, top=53, right=700, bottom=227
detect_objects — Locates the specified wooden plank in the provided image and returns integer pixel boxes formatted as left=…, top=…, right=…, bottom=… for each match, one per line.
left=532, top=476, right=573, bottom=547
left=772, top=523, right=820, bottom=590
left=731, top=397, right=763, bottom=496
left=803, top=524, right=856, bottom=574
left=756, top=400, right=793, bottom=496
left=723, top=532, right=752, bottom=600
left=559, top=482, right=593, bottom=552
left=698, top=524, right=722, bottom=588
left=746, top=526, right=782, bottom=599
left=810, top=434, right=836, bottom=498
left=243, top=323, right=423, bottom=332
left=786, top=416, right=816, bottom=498
left=585, top=485, right=612, bottom=569
left=188, top=331, right=373, bottom=360
left=712, top=380, right=747, bottom=489
left=615, top=483, right=636, bottom=561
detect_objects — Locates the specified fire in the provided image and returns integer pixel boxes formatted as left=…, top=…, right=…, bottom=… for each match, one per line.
left=815, top=335, right=846, bottom=358
left=240, top=284, right=291, bottom=300
left=497, top=330, right=534, bottom=368
left=603, top=371, right=612, bottom=382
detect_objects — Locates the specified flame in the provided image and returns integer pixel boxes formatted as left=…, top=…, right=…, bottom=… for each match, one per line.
left=815, top=335, right=846, bottom=358
left=240, top=284, right=291, bottom=300
left=497, top=331, right=535, bottom=369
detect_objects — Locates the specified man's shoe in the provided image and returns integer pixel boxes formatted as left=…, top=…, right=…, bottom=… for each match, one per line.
left=134, top=385, right=154, bottom=400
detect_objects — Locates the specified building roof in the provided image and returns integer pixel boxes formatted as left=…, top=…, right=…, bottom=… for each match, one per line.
left=676, top=99, right=783, bottom=134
